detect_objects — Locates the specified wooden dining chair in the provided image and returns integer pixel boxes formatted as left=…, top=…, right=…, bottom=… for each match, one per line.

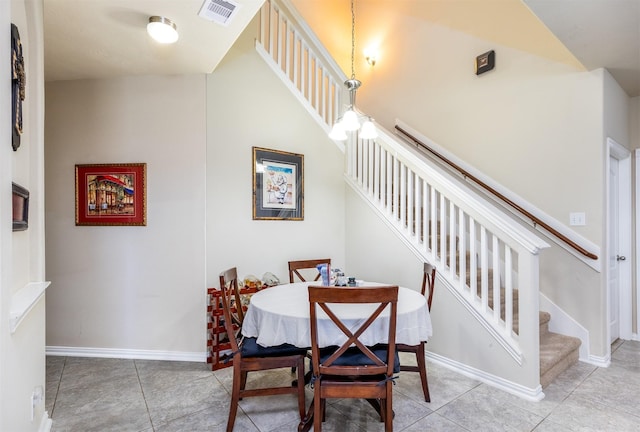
left=219, top=267, right=307, bottom=432
left=396, top=262, right=436, bottom=402
left=288, top=258, right=331, bottom=283
left=306, top=285, right=399, bottom=432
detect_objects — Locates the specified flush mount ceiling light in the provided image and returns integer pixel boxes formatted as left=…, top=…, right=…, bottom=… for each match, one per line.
left=147, top=16, right=179, bottom=44
left=328, top=0, right=377, bottom=141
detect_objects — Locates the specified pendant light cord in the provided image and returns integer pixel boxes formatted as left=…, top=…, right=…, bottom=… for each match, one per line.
left=350, top=0, right=356, bottom=80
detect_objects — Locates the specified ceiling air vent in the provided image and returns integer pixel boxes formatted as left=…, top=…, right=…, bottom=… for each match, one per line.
left=198, top=0, right=240, bottom=26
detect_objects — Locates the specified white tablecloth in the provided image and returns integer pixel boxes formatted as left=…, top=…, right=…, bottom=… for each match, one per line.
left=242, top=282, right=432, bottom=348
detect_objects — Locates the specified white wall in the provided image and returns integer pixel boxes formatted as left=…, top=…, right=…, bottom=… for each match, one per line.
left=354, top=12, right=620, bottom=359
left=2, top=0, right=49, bottom=430
left=44, top=16, right=347, bottom=361
left=632, top=97, right=639, bottom=335
left=632, top=97, right=639, bottom=150
left=288, top=0, right=632, bottom=360
left=45, top=75, right=207, bottom=358
left=361, top=23, right=604, bottom=247
left=603, top=69, right=631, bottom=150
left=205, top=17, right=346, bottom=287
left=601, top=69, right=632, bottom=353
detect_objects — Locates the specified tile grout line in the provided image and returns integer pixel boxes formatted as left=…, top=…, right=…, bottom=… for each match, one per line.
left=133, top=359, right=155, bottom=432
left=211, top=369, right=263, bottom=431
left=48, top=356, right=67, bottom=421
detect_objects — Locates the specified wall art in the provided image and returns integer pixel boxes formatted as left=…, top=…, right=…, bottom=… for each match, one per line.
left=75, top=163, right=147, bottom=226
left=252, top=147, right=303, bottom=220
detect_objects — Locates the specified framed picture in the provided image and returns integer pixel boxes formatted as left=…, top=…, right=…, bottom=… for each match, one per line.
left=75, top=163, right=147, bottom=226
left=475, top=50, right=495, bottom=75
left=252, top=147, right=303, bottom=220
left=12, top=182, right=29, bottom=231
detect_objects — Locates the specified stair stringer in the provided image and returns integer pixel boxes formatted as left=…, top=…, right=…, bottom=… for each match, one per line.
left=539, top=293, right=609, bottom=367
left=344, top=124, right=551, bottom=392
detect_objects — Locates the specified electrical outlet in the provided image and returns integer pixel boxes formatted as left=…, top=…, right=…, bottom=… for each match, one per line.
left=569, top=212, right=586, bottom=226
left=31, top=386, right=43, bottom=421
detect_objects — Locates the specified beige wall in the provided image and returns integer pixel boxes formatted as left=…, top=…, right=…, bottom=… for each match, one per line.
left=45, top=75, right=207, bottom=356
left=34, top=0, right=638, bottom=405
left=633, top=97, right=639, bottom=335
left=632, top=97, right=640, bottom=150
left=291, top=0, right=636, bottom=359
left=205, top=17, right=346, bottom=286
left=2, top=0, right=48, bottom=430
left=363, top=26, right=633, bottom=359
left=44, top=17, right=347, bottom=360
left=361, top=24, right=605, bottom=247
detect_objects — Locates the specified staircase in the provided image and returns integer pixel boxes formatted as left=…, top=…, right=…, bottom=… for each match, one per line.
left=256, top=0, right=582, bottom=396
left=538, top=312, right=581, bottom=387
left=460, top=245, right=582, bottom=388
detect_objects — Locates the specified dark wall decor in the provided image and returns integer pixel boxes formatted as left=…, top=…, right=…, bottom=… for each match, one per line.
left=475, top=50, right=495, bottom=75
left=252, top=147, right=304, bottom=220
left=12, top=182, right=29, bottom=231
left=11, top=23, right=26, bottom=151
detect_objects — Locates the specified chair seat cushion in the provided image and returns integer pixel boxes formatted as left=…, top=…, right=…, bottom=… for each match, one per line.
left=241, top=337, right=308, bottom=358
left=320, top=344, right=400, bottom=373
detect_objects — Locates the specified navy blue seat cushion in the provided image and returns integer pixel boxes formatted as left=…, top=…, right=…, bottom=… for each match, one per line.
left=241, top=337, right=308, bottom=358
left=320, top=344, right=400, bottom=373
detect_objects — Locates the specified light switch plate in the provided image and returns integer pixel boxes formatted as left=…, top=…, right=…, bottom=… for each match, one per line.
left=569, top=212, right=586, bottom=226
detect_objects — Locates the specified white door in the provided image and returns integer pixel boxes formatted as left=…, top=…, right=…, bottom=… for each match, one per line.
left=607, top=138, right=632, bottom=343
left=608, top=156, right=620, bottom=343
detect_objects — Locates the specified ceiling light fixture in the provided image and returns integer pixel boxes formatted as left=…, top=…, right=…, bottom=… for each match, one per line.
left=329, top=0, right=377, bottom=141
left=147, top=16, right=179, bottom=44
left=365, top=53, right=377, bottom=67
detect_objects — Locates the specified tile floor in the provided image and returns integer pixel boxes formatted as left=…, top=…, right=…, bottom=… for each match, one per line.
left=46, top=340, right=640, bottom=432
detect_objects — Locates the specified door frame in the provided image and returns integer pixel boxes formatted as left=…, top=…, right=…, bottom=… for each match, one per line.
left=636, top=149, right=640, bottom=341
left=606, top=138, right=632, bottom=342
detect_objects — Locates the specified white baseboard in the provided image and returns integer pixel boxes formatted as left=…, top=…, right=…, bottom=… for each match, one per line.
left=585, top=353, right=610, bottom=368
left=39, top=412, right=52, bottom=432
left=426, top=351, right=544, bottom=401
left=46, top=346, right=206, bottom=362
left=539, top=293, right=590, bottom=361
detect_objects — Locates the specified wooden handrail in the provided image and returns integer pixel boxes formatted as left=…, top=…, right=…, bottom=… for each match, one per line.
left=395, top=125, right=598, bottom=260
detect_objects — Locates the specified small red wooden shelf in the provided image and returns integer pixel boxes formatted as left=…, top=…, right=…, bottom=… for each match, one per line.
left=206, top=285, right=261, bottom=370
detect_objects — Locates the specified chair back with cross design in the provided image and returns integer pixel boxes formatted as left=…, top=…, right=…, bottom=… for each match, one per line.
left=288, top=258, right=331, bottom=283
left=307, top=285, right=398, bottom=432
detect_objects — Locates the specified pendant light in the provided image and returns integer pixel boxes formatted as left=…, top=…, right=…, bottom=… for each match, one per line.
left=329, top=0, right=378, bottom=141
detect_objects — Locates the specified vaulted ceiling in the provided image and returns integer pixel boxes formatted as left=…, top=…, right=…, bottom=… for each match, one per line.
left=43, top=0, right=639, bottom=97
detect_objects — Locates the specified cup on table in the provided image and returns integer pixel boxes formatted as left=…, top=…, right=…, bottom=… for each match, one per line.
left=316, top=264, right=331, bottom=286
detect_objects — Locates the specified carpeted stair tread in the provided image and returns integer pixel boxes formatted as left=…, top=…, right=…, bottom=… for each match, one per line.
left=539, top=331, right=581, bottom=388
left=431, top=236, right=579, bottom=389
left=539, top=311, right=551, bottom=336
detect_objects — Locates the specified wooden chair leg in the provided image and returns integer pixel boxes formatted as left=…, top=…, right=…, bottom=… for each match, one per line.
left=384, top=384, right=393, bottom=432
left=314, top=389, right=323, bottom=431
left=416, top=342, right=430, bottom=402
left=296, top=357, right=306, bottom=419
left=227, top=365, right=242, bottom=432
left=240, top=370, right=248, bottom=391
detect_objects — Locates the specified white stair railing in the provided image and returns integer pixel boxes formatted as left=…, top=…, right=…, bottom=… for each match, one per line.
left=345, top=127, right=549, bottom=365
left=256, top=0, right=347, bottom=137
left=256, top=0, right=550, bottom=389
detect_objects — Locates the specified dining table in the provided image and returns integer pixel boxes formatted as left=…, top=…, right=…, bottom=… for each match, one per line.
left=242, top=280, right=432, bottom=350
left=241, top=281, right=432, bottom=432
